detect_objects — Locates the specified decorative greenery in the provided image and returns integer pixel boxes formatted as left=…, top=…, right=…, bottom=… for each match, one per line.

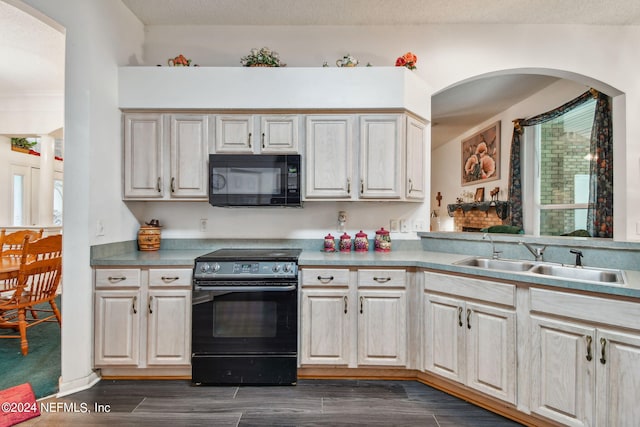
left=11, top=137, right=38, bottom=150
left=395, top=52, right=418, bottom=70
left=240, top=47, right=285, bottom=67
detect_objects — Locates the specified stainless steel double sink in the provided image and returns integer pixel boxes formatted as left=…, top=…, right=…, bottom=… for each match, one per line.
left=453, top=256, right=627, bottom=285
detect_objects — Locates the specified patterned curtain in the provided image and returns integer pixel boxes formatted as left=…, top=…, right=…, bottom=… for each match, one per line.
left=508, top=90, right=596, bottom=230
left=586, top=92, right=613, bottom=237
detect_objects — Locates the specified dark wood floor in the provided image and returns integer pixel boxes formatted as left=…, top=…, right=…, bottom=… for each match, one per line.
left=24, top=379, right=523, bottom=426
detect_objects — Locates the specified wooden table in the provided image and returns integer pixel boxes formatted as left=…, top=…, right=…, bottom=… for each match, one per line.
left=0, top=257, right=20, bottom=290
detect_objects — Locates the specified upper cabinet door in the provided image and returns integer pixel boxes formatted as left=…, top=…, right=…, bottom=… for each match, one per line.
left=359, top=115, right=403, bottom=199
left=405, top=116, right=426, bottom=200
left=169, top=115, right=210, bottom=198
left=215, top=115, right=254, bottom=153
left=305, top=115, right=355, bottom=199
left=123, top=113, right=164, bottom=198
left=260, top=115, right=299, bottom=153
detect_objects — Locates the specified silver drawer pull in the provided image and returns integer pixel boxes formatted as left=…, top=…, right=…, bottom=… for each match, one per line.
left=317, top=275, right=334, bottom=284
left=107, top=276, right=126, bottom=282
left=161, top=276, right=180, bottom=282
left=373, top=277, right=391, bottom=283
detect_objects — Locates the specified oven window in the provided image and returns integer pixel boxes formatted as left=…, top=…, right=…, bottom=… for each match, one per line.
left=213, top=300, right=277, bottom=338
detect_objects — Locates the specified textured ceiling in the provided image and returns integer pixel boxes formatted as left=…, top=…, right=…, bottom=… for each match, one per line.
left=121, top=0, right=640, bottom=26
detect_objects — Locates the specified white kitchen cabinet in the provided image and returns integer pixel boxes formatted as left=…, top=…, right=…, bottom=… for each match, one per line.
left=359, top=115, right=403, bottom=199
left=300, top=267, right=407, bottom=368
left=405, top=116, right=426, bottom=200
left=216, top=114, right=299, bottom=153
left=304, top=113, right=426, bottom=201
left=300, top=268, right=351, bottom=365
left=423, top=271, right=516, bottom=404
left=94, top=267, right=192, bottom=371
left=529, top=288, right=640, bottom=427
left=305, top=115, right=355, bottom=199
left=123, top=113, right=211, bottom=200
left=123, top=113, right=164, bottom=198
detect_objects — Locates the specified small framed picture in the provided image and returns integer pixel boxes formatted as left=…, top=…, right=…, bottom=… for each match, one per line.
left=474, top=187, right=485, bottom=202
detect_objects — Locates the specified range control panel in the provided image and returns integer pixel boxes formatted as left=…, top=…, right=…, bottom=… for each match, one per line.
left=193, top=260, right=298, bottom=280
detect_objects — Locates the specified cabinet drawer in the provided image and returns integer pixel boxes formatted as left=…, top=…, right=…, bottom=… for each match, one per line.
left=424, top=271, right=515, bottom=307
left=95, top=269, right=141, bottom=288
left=358, top=269, right=406, bottom=288
left=301, top=268, right=350, bottom=287
left=149, top=268, right=192, bottom=287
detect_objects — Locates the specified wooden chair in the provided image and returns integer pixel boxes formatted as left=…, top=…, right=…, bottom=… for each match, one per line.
left=0, top=228, right=44, bottom=258
left=0, top=234, right=62, bottom=355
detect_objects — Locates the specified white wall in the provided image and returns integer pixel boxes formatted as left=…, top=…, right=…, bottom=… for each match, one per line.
left=18, top=0, right=144, bottom=395
left=139, top=23, right=640, bottom=242
left=431, top=79, right=589, bottom=231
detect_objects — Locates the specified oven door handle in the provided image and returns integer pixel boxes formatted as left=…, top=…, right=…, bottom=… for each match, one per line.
left=194, top=285, right=297, bottom=292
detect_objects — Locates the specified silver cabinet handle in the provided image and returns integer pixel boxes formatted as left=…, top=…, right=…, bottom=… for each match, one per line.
left=132, top=296, right=138, bottom=314
left=170, top=177, right=175, bottom=193
left=108, top=276, right=126, bottom=283
left=161, top=276, right=180, bottom=283
left=458, top=307, right=463, bottom=327
left=586, top=335, right=593, bottom=361
left=317, top=275, right=334, bottom=284
left=343, top=296, right=348, bottom=314
left=373, top=277, right=391, bottom=283
left=261, top=132, right=265, bottom=149
left=156, top=177, right=162, bottom=193
left=600, top=338, right=607, bottom=364
left=248, top=132, right=252, bottom=148
left=467, top=308, right=472, bottom=329
left=148, top=295, right=153, bottom=314
left=359, top=296, right=364, bottom=314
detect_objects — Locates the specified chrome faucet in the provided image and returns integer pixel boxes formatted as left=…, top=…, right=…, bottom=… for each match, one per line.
left=483, top=233, right=501, bottom=259
left=520, top=241, right=547, bottom=262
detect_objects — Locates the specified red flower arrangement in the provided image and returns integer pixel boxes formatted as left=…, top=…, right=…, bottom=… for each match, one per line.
left=395, top=52, right=417, bottom=70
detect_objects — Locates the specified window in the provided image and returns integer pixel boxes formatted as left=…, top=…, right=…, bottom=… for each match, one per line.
left=528, top=98, right=596, bottom=235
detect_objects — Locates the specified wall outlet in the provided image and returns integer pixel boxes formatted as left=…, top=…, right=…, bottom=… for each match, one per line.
left=389, top=219, right=399, bottom=232
left=400, top=219, right=409, bottom=233
left=414, top=219, right=426, bottom=231
left=200, top=218, right=208, bottom=232
left=96, top=219, right=105, bottom=236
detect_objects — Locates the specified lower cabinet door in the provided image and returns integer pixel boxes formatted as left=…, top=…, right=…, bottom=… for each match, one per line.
left=424, top=293, right=465, bottom=383
left=466, top=301, right=516, bottom=404
left=357, top=289, right=407, bottom=366
left=94, top=290, right=141, bottom=366
left=300, top=289, right=351, bottom=365
left=530, top=316, right=595, bottom=427
left=146, top=289, right=191, bottom=365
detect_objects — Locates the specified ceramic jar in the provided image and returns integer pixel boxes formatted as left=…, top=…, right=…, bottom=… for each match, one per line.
left=324, top=233, right=336, bottom=252
left=354, top=230, right=369, bottom=252
left=374, top=227, right=391, bottom=252
left=339, top=232, right=352, bottom=252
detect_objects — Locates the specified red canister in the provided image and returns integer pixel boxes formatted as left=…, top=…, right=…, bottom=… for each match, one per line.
left=339, top=232, right=352, bottom=252
left=374, top=227, right=391, bottom=252
left=354, top=230, right=369, bottom=252
left=324, top=233, right=336, bottom=252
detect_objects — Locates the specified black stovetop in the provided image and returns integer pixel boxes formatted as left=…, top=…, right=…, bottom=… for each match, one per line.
left=196, top=248, right=302, bottom=261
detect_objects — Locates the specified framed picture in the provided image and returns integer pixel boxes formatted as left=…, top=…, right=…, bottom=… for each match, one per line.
left=474, top=187, right=485, bottom=202
left=461, top=121, right=500, bottom=186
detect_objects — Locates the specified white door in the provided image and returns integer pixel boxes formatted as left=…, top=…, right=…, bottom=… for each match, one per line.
left=305, top=115, right=354, bottom=199
left=146, top=289, right=191, bottom=365
left=300, top=288, right=351, bottom=365
left=530, top=316, right=595, bottom=427
left=169, top=114, right=210, bottom=198
left=260, top=115, right=299, bottom=153
left=405, top=116, right=426, bottom=200
left=359, top=115, right=402, bottom=198
left=466, top=301, right=516, bottom=403
left=123, top=113, right=164, bottom=198
left=595, top=329, right=640, bottom=427
left=357, top=289, right=407, bottom=366
left=424, top=293, right=465, bottom=384
left=215, top=115, right=254, bottom=153
left=94, top=290, right=141, bottom=366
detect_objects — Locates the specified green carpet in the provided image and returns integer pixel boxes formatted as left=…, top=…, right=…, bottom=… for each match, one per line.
left=0, top=296, right=61, bottom=399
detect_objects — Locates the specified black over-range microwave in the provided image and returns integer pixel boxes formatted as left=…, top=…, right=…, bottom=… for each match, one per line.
left=208, top=154, right=302, bottom=207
